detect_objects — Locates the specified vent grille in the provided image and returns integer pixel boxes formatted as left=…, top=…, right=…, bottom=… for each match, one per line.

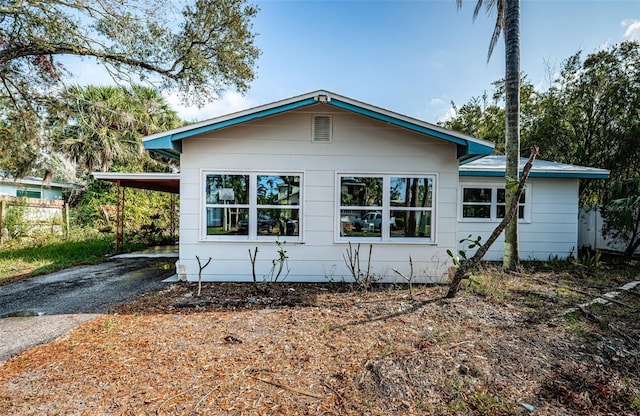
left=312, top=115, right=332, bottom=142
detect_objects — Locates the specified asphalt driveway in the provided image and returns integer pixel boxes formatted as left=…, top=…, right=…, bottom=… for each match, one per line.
left=0, top=256, right=176, bottom=363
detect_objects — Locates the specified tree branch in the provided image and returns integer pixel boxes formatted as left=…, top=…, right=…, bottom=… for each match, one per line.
left=446, top=146, right=539, bottom=298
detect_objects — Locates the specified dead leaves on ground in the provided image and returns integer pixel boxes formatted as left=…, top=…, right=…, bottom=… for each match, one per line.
left=1, top=270, right=639, bottom=415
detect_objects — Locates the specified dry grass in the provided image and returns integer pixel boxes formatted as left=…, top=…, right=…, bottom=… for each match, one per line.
left=1, top=260, right=639, bottom=415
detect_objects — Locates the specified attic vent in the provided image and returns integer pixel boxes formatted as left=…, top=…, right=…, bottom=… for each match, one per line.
left=312, top=115, right=332, bottom=143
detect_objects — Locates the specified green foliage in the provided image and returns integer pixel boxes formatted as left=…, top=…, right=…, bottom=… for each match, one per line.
left=601, top=178, right=640, bottom=258
left=442, top=41, right=640, bottom=206
left=447, top=234, right=483, bottom=276
left=48, top=85, right=181, bottom=176
left=0, top=0, right=260, bottom=175
left=0, top=230, right=112, bottom=284
left=3, top=198, right=29, bottom=240
left=72, top=178, right=178, bottom=247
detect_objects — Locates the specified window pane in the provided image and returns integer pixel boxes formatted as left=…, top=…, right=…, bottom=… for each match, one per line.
left=256, top=208, right=299, bottom=236
left=497, top=188, right=525, bottom=203
left=390, top=210, right=431, bottom=238
left=390, top=177, right=432, bottom=207
left=340, top=177, right=382, bottom=207
left=463, top=205, right=491, bottom=218
left=206, top=174, right=249, bottom=204
left=257, top=175, right=300, bottom=205
left=497, top=205, right=525, bottom=219
left=339, top=209, right=382, bottom=237
left=206, top=207, right=249, bottom=235
left=463, top=188, right=492, bottom=203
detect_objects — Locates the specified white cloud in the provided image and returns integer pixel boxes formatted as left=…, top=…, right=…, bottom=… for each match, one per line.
left=622, top=19, right=640, bottom=41
left=166, top=91, right=258, bottom=122
left=436, top=105, right=457, bottom=124
left=430, top=98, right=445, bottom=106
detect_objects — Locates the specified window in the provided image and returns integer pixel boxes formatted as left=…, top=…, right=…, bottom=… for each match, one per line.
left=16, top=189, right=41, bottom=199
left=339, top=174, right=435, bottom=242
left=203, top=172, right=301, bottom=240
left=461, top=186, right=527, bottom=221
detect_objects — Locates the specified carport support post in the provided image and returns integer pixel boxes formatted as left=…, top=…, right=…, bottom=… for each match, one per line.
left=0, top=199, right=5, bottom=245
left=115, top=180, right=125, bottom=253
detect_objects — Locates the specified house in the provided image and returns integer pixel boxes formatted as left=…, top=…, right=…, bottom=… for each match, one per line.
left=458, top=156, right=609, bottom=261
left=114, top=90, right=608, bottom=283
left=0, top=170, right=77, bottom=201
left=0, top=171, right=79, bottom=236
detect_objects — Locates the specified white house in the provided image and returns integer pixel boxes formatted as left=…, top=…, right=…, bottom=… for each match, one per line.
left=458, top=156, right=609, bottom=261
left=116, top=90, right=608, bottom=283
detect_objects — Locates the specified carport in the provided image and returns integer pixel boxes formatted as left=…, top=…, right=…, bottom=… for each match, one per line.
left=91, top=172, right=180, bottom=252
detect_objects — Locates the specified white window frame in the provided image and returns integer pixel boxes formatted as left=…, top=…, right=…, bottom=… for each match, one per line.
left=336, top=172, right=437, bottom=244
left=459, top=184, right=531, bottom=223
left=201, top=170, right=303, bottom=241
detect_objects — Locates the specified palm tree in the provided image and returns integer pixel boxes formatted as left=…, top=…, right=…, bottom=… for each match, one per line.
left=50, top=85, right=181, bottom=175
left=457, top=0, right=521, bottom=270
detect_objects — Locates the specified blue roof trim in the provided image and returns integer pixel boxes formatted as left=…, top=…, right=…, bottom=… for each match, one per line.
left=328, top=99, right=493, bottom=158
left=459, top=171, right=610, bottom=179
left=331, top=100, right=457, bottom=145
left=174, top=98, right=317, bottom=141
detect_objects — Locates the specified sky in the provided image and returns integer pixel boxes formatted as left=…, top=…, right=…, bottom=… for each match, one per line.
left=73, top=0, right=640, bottom=125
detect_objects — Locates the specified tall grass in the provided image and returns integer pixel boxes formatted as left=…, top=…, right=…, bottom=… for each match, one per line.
left=0, top=230, right=114, bottom=285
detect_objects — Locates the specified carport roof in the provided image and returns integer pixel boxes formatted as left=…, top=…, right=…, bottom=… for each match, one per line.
left=92, top=172, right=179, bottom=194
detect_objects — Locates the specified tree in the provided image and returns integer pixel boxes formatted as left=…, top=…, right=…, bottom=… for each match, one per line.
left=601, top=178, right=640, bottom=259
left=48, top=85, right=181, bottom=176
left=528, top=41, right=640, bottom=204
left=457, top=0, right=521, bottom=269
left=0, top=0, right=260, bottom=174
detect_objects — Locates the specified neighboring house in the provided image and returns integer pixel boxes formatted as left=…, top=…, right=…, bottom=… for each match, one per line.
left=458, top=157, right=609, bottom=261
left=0, top=171, right=76, bottom=201
left=117, top=90, right=608, bottom=283
left=0, top=171, right=78, bottom=234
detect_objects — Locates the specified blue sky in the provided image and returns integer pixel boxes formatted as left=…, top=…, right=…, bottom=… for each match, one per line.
left=74, top=0, right=640, bottom=124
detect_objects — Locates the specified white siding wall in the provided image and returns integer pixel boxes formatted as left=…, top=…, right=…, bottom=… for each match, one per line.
left=178, top=105, right=459, bottom=283
left=457, top=177, right=579, bottom=261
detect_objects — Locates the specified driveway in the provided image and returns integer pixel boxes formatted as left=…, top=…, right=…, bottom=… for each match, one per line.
left=0, top=256, right=176, bottom=363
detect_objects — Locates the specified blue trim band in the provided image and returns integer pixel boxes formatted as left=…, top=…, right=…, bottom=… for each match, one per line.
left=459, top=171, right=610, bottom=179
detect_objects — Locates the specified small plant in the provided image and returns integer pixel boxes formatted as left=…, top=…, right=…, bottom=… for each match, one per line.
left=248, top=240, right=290, bottom=290
left=392, top=255, right=416, bottom=300
left=343, top=242, right=378, bottom=291
left=446, top=234, right=483, bottom=287
left=578, top=249, right=602, bottom=268
left=195, top=256, right=212, bottom=297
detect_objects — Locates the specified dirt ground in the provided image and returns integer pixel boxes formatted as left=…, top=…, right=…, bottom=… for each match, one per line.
left=0, top=263, right=638, bottom=415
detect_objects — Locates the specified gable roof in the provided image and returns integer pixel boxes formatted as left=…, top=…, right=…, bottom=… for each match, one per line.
left=459, top=156, right=610, bottom=179
left=143, top=90, right=494, bottom=162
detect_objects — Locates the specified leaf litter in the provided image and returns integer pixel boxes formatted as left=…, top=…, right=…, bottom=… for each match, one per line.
left=0, top=263, right=639, bottom=415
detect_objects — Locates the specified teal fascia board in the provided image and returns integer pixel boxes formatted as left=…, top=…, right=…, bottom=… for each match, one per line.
left=328, top=99, right=494, bottom=157
left=459, top=171, right=610, bottom=179
left=142, top=97, right=319, bottom=154
left=172, top=97, right=318, bottom=141
left=144, top=134, right=182, bottom=153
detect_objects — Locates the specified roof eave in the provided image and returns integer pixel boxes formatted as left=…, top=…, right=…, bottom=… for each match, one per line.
left=142, top=90, right=495, bottom=160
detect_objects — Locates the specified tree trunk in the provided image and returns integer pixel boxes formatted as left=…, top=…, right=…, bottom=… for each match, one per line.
left=502, top=0, right=521, bottom=270
left=446, top=146, right=538, bottom=299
